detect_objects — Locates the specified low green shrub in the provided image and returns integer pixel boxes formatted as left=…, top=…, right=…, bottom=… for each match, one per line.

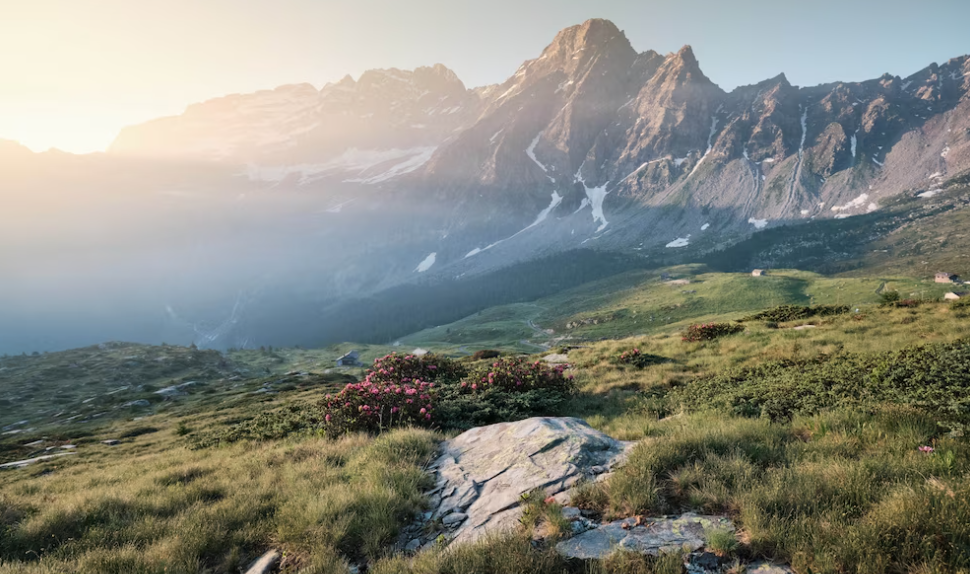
left=879, top=291, right=901, bottom=306
left=435, top=358, right=575, bottom=430
left=682, top=323, right=745, bottom=343
left=741, top=304, right=850, bottom=323
left=672, top=339, right=970, bottom=427
left=617, top=348, right=669, bottom=369
left=471, top=349, right=502, bottom=360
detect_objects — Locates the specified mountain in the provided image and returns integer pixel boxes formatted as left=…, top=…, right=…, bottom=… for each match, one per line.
left=110, top=64, right=484, bottom=184
left=4, top=18, right=970, bottom=353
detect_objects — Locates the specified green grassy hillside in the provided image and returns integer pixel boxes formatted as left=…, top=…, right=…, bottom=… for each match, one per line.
left=400, top=266, right=956, bottom=352
left=2, top=298, right=969, bottom=573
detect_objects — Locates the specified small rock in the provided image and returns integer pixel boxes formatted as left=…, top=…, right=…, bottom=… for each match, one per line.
left=745, top=561, right=795, bottom=574
left=690, top=552, right=721, bottom=571
left=244, top=550, right=279, bottom=574
left=556, top=513, right=734, bottom=560
left=101, top=439, right=120, bottom=446
left=123, top=399, right=151, bottom=408
left=590, top=465, right=606, bottom=474
left=442, top=512, right=467, bottom=526
left=421, top=511, right=432, bottom=521
left=405, top=538, right=422, bottom=552
left=561, top=507, right=582, bottom=521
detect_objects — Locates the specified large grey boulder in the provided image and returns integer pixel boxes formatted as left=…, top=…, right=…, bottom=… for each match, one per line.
left=556, top=513, right=735, bottom=560
left=409, top=417, right=631, bottom=549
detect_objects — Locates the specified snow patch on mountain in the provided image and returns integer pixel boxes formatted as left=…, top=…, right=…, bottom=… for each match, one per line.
left=831, top=193, right=870, bottom=212
left=526, top=133, right=556, bottom=182
left=464, top=192, right=563, bottom=258
left=243, top=147, right=436, bottom=185
left=701, top=223, right=710, bottom=231
left=344, top=147, right=437, bottom=184
left=748, top=218, right=768, bottom=229
left=666, top=236, right=690, bottom=248
left=688, top=110, right=721, bottom=178
left=415, top=253, right=437, bottom=273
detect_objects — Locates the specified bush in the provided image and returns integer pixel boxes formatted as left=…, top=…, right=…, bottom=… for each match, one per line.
left=435, top=357, right=575, bottom=430
left=320, top=353, right=464, bottom=436
left=471, top=349, right=502, bottom=360
left=741, top=304, right=850, bottom=323
left=617, top=348, right=669, bottom=369
left=879, top=291, right=901, bottom=306
left=365, top=353, right=466, bottom=387
left=682, top=323, right=745, bottom=342
left=672, top=338, right=970, bottom=427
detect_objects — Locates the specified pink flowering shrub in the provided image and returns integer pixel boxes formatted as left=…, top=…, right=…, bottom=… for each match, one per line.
left=682, top=322, right=745, bottom=343
left=366, top=352, right=466, bottom=386
left=320, top=353, right=465, bottom=436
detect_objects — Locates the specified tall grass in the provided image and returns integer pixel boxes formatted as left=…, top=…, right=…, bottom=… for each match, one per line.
left=0, top=430, right=436, bottom=574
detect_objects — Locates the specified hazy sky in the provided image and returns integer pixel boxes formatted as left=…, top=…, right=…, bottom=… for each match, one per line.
left=3, top=0, right=969, bottom=154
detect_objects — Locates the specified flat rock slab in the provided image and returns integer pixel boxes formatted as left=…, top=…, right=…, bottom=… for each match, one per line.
left=420, top=417, right=632, bottom=547
left=0, top=452, right=76, bottom=470
left=542, top=354, right=570, bottom=364
left=244, top=550, right=279, bottom=574
left=556, top=513, right=735, bottom=559
left=746, top=561, right=795, bottom=574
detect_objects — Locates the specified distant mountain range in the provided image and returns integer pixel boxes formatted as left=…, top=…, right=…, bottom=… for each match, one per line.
left=4, top=18, right=970, bottom=352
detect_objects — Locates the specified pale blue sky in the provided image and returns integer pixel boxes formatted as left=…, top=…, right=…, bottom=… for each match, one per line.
left=3, top=0, right=969, bottom=153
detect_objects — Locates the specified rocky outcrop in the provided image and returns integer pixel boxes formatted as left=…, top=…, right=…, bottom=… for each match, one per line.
left=395, top=417, right=794, bottom=574
left=398, top=417, right=631, bottom=550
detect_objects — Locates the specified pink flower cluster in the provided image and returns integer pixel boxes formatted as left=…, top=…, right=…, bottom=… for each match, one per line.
left=320, top=352, right=465, bottom=436
left=619, top=348, right=642, bottom=363
left=321, top=377, right=435, bottom=435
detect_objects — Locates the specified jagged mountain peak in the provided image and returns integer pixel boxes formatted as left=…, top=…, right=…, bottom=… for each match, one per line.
left=530, top=17, right=636, bottom=74
left=550, top=18, right=624, bottom=48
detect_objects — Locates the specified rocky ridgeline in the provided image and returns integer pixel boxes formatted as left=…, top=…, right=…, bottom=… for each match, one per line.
left=396, top=417, right=793, bottom=573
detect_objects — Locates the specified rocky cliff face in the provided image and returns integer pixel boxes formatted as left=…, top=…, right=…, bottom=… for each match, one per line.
left=110, top=63, right=484, bottom=179
left=106, top=20, right=970, bottom=241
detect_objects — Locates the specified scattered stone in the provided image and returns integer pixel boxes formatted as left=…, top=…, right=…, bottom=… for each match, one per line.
left=561, top=507, right=582, bottom=521
left=0, top=452, right=75, bottom=470
left=22, top=439, right=45, bottom=447
left=123, top=399, right=151, bottom=408
left=792, top=325, right=816, bottom=330
left=745, top=561, right=795, bottom=574
left=556, top=513, right=734, bottom=560
left=405, top=538, right=422, bottom=552
left=542, top=353, right=570, bottom=365
left=442, top=512, right=467, bottom=526
left=244, top=549, right=279, bottom=574
left=689, top=552, right=721, bottom=571
left=101, top=439, right=120, bottom=446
